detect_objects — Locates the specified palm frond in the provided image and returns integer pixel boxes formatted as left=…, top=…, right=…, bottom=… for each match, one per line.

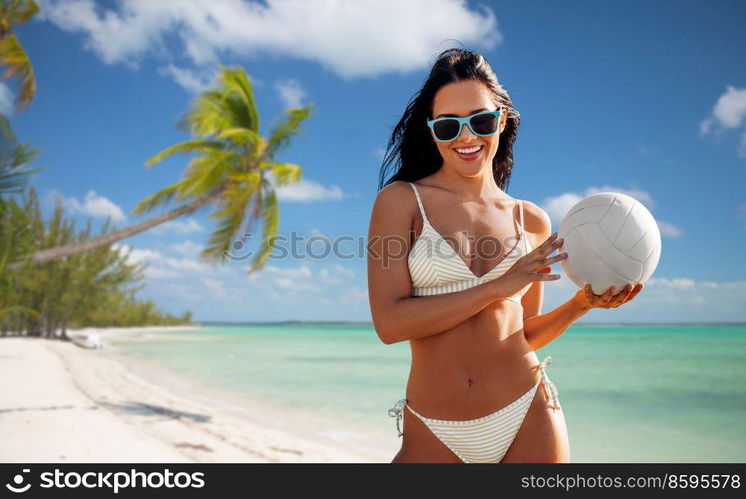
left=201, top=172, right=261, bottom=260
left=260, top=161, right=302, bottom=186
left=2, top=0, right=39, bottom=26
left=227, top=171, right=261, bottom=185
left=0, top=161, right=36, bottom=192
left=217, top=65, right=259, bottom=132
left=144, top=139, right=225, bottom=168
left=216, top=127, right=260, bottom=149
left=0, top=112, right=39, bottom=193
left=177, top=90, right=235, bottom=137
left=180, top=149, right=241, bottom=198
left=265, top=105, right=314, bottom=156
left=0, top=33, right=35, bottom=110
left=247, top=187, right=279, bottom=274
left=131, top=182, right=184, bottom=215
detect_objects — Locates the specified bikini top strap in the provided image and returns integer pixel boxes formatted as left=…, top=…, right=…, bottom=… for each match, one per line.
left=518, top=199, right=525, bottom=237
left=408, top=182, right=430, bottom=225
left=518, top=199, right=529, bottom=252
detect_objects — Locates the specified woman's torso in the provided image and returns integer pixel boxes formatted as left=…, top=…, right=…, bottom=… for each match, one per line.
left=403, top=181, right=542, bottom=419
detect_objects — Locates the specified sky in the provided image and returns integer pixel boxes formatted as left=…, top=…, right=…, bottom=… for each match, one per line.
left=6, top=0, right=746, bottom=323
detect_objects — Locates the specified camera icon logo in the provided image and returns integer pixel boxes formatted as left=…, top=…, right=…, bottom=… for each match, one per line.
left=223, top=232, right=254, bottom=261
left=5, top=469, right=31, bottom=493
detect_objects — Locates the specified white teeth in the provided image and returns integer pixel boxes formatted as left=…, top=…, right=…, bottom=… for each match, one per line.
left=455, top=145, right=482, bottom=154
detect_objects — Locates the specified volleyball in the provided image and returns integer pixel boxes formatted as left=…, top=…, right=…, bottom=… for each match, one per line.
left=557, top=192, right=661, bottom=295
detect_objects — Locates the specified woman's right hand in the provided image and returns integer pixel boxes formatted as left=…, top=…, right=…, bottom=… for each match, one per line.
left=492, top=232, right=567, bottom=299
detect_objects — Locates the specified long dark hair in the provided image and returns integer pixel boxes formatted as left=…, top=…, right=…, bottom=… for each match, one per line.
left=377, top=48, right=521, bottom=192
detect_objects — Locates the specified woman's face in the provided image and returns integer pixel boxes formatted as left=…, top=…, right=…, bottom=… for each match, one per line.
left=429, top=79, right=506, bottom=176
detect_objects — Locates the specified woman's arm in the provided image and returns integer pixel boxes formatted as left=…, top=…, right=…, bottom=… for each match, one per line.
left=367, top=181, right=506, bottom=345
left=518, top=200, right=590, bottom=350
left=522, top=291, right=592, bottom=350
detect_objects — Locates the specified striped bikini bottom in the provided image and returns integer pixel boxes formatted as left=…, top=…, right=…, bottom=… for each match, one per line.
left=388, top=355, right=561, bottom=463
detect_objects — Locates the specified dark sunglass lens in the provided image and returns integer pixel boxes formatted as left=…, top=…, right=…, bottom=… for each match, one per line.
left=433, top=119, right=460, bottom=140
left=470, top=113, right=498, bottom=135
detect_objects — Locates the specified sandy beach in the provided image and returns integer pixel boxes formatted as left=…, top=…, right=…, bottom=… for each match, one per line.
left=0, top=327, right=381, bottom=463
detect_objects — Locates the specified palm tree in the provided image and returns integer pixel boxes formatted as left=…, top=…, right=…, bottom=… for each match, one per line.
left=0, top=0, right=39, bottom=197
left=0, top=0, right=38, bottom=112
left=0, top=112, right=38, bottom=196
left=8, top=65, right=312, bottom=273
left=0, top=196, right=38, bottom=324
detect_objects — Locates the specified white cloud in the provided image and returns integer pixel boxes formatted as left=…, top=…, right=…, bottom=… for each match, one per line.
left=111, top=241, right=374, bottom=319
left=200, top=276, right=228, bottom=298
left=143, top=266, right=181, bottom=279
left=115, top=243, right=217, bottom=278
left=339, top=286, right=368, bottom=304
left=637, top=278, right=746, bottom=307
left=543, top=193, right=584, bottom=226
left=122, top=246, right=163, bottom=265
left=701, top=86, right=746, bottom=131
left=739, top=132, right=746, bottom=159
left=0, top=82, right=13, bottom=115
left=170, top=240, right=203, bottom=256
left=261, top=264, right=322, bottom=294
left=275, top=179, right=344, bottom=202
left=151, top=217, right=204, bottom=235
left=699, top=117, right=713, bottom=136
left=264, top=265, right=312, bottom=279
left=163, top=282, right=203, bottom=302
left=318, top=264, right=354, bottom=285
left=647, top=277, right=696, bottom=291
left=647, top=278, right=746, bottom=294
left=157, top=63, right=220, bottom=93
left=47, top=189, right=127, bottom=223
left=699, top=85, right=746, bottom=157
left=36, top=0, right=500, bottom=79
left=655, top=220, right=682, bottom=238
left=275, top=78, right=306, bottom=108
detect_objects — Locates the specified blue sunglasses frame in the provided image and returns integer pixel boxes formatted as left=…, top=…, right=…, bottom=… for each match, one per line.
left=426, top=109, right=503, bottom=142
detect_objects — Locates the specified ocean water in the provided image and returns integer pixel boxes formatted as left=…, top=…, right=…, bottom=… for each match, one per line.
left=109, top=322, right=746, bottom=462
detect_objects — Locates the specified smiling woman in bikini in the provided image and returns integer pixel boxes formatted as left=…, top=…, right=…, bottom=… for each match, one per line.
left=367, top=48, right=642, bottom=463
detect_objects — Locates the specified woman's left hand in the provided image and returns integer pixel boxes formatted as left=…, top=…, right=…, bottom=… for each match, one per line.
left=576, top=283, right=644, bottom=310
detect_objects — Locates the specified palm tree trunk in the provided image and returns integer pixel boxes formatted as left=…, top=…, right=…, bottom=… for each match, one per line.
left=7, top=192, right=219, bottom=271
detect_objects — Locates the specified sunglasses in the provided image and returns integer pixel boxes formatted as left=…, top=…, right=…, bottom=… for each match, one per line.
left=426, top=109, right=503, bottom=142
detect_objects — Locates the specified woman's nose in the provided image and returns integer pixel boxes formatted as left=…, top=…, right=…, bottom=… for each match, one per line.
left=457, top=123, right=476, bottom=139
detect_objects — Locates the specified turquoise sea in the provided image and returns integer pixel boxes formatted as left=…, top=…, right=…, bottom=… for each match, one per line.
left=109, top=322, right=746, bottom=463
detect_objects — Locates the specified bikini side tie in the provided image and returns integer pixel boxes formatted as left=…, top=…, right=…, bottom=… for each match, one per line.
left=538, top=355, right=561, bottom=410
left=388, top=398, right=407, bottom=437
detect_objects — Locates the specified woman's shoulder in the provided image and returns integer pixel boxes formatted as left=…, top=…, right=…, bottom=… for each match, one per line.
left=374, top=180, right=415, bottom=206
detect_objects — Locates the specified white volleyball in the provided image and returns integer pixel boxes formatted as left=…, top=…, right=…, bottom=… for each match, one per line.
left=557, top=192, right=661, bottom=296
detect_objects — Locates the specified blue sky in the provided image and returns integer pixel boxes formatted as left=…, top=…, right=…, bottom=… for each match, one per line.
left=6, top=0, right=746, bottom=322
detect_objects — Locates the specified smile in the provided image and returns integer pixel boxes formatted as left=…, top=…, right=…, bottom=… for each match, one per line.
left=453, top=145, right=484, bottom=159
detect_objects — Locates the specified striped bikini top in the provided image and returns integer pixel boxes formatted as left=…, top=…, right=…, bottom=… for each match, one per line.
left=407, top=182, right=532, bottom=304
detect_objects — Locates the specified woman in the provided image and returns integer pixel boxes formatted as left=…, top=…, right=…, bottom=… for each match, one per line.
left=367, top=48, right=643, bottom=463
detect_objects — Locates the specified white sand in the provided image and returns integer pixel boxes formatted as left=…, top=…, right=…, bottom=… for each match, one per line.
left=0, top=328, right=387, bottom=463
